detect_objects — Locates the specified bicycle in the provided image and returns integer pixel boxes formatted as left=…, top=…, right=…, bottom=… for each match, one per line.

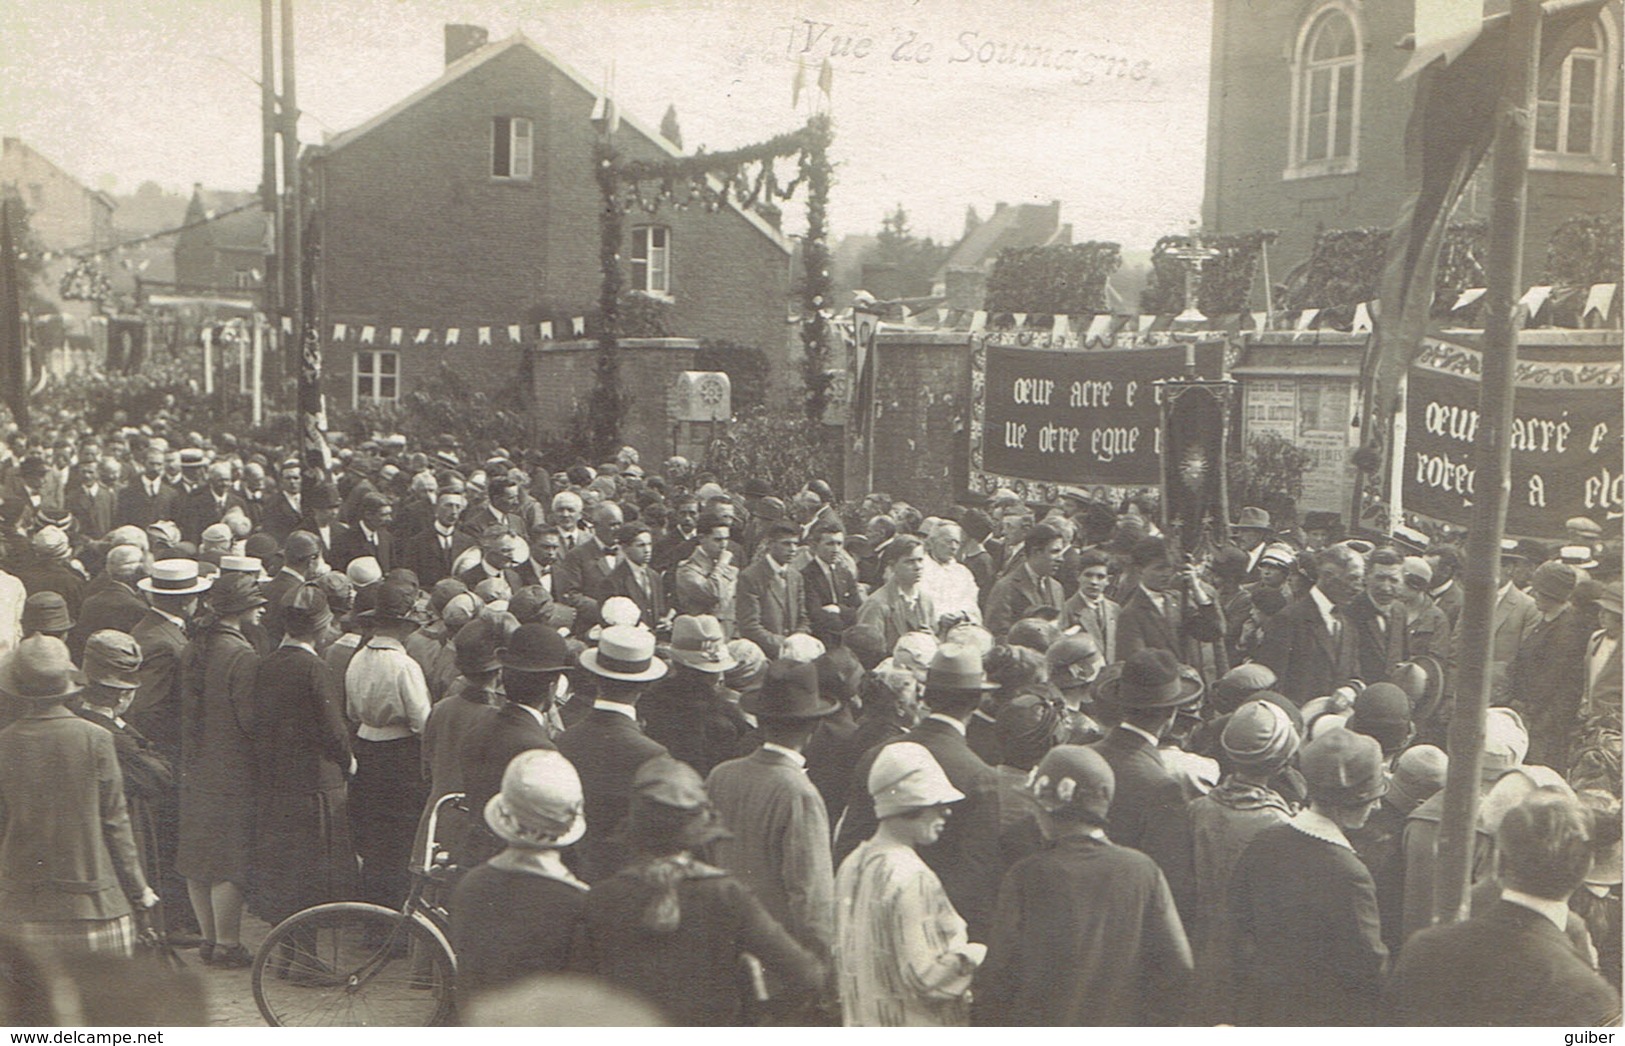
left=251, top=792, right=465, bottom=1027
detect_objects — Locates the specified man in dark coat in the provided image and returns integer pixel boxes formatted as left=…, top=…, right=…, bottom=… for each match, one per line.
left=1254, top=543, right=1365, bottom=706
left=67, top=545, right=148, bottom=662
left=1505, top=562, right=1592, bottom=768
left=1225, top=729, right=1388, bottom=1026
left=983, top=523, right=1066, bottom=639
left=1341, top=548, right=1410, bottom=686
left=736, top=521, right=810, bottom=659
left=458, top=625, right=569, bottom=866
left=176, top=462, right=247, bottom=545
left=832, top=643, right=1004, bottom=939
left=330, top=492, right=396, bottom=573
left=261, top=531, right=322, bottom=645
left=601, top=521, right=667, bottom=633
left=115, top=447, right=177, bottom=530
left=556, top=625, right=670, bottom=883
left=554, top=502, right=622, bottom=616
left=802, top=522, right=862, bottom=647
left=1385, top=789, right=1620, bottom=1025
left=299, top=482, right=348, bottom=567
left=249, top=587, right=355, bottom=927
left=259, top=459, right=304, bottom=545
left=1088, top=649, right=1202, bottom=922
left=1115, top=536, right=1225, bottom=669
left=65, top=459, right=117, bottom=538
left=399, top=490, right=474, bottom=587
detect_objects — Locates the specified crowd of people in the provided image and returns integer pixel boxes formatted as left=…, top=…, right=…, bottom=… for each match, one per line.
left=0, top=421, right=1618, bottom=1027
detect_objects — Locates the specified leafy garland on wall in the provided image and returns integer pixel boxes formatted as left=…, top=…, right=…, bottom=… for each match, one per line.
left=1543, top=213, right=1623, bottom=287
left=982, top=242, right=1123, bottom=315
left=592, top=113, right=834, bottom=457
left=1279, top=223, right=1492, bottom=319
left=1139, top=230, right=1277, bottom=316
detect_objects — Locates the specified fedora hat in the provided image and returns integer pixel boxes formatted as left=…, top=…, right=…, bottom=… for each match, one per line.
left=208, top=572, right=268, bottom=615
left=742, top=659, right=839, bottom=720
left=923, top=642, right=998, bottom=692
left=484, top=749, right=586, bottom=850
left=1230, top=506, right=1271, bottom=530
left=500, top=622, right=572, bottom=673
left=82, top=630, right=142, bottom=690
left=139, top=555, right=212, bottom=597
left=356, top=580, right=421, bottom=628
left=580, top=625, right=668, bottom=682
left=667, top=615, right=737, bottom=673
left=1095, top=649, right=1204, bottom=710
left=0, top=636, right=84, bottom=703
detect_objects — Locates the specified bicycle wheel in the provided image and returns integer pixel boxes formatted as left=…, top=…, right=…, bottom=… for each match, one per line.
left=252, top=902, right=456, bottom=1027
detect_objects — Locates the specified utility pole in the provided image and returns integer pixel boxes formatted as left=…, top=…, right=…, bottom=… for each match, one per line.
left=1432, top=0, right=1542, bottom=927
left=260, top=0, right=280, bottom=318
left=279, top=0, right=323, bottom=491
left=281, top=0, right=300, bottom=327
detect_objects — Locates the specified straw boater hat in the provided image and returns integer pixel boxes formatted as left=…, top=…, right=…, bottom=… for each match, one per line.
left=579, top=624, right=668, bottom=682
left=0, top=635, right=84, bottom=703
left=138, top=558, right=213, bottom=596
left=1230, top=506, right=1271, bottom=531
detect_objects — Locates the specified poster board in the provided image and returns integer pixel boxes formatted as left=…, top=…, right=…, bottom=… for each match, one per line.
left=1402, top=334, right=1623, bottom=540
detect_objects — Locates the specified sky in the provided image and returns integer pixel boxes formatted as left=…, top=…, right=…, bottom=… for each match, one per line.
left=0, top=0, right=1212, bottom=248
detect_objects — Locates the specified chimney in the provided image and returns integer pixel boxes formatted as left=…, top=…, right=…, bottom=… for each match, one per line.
left=445, top=24, right=489, bottom=66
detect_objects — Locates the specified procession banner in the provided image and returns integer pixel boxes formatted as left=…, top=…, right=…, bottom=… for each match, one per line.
left=1403, top=334, right=1623, bottom=539
left=972, top=333, right=1226, bottom=494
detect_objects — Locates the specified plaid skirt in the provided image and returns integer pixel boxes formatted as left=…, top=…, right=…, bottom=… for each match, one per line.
left=8, top=915, right=136, bottom=958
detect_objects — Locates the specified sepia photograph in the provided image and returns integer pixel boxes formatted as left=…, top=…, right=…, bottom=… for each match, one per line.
left=0, top=0, right=1620, bottom=1029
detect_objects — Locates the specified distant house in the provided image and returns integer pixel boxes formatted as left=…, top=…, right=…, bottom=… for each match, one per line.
left=172, top=186, right=266, bottom=302
left=1201, top=0, right=1622, bottom=281
left=932, top=201, right=1072, bottom=310
left=305, top=25, right=793, bottom=411
left=0, top=137, right=115, bottom=324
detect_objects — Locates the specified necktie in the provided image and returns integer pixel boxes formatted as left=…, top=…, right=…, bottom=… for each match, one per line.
left=1096, top=602, right=1107, bottom=638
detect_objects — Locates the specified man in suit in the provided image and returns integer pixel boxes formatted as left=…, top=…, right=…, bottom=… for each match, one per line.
left=1115, top=536, right=1225, bottom=669
left=177, top=461, right=248, bottom=545
left=706, top=660, right=840, bottom=1013
left=300, top=481, right=349, bottom=567
left=854, top=534, right=936, bottom=655
left=115, top=447, right=176, bottom=530
left=1088, top=649, right=1201, bottom=923
left=400, top=489, right=474, bottom=587
left=832, top=643, right=1005, bottom=939
left=673, top=513, right=739, bottom=638
left=602, top=521, right=667, bottom=634
left=331, top=492, right=396, bottom=573
left=457, top=624, right=569, bottom=865
left=1580, top=582, right=1622, bottom=729
left=1452, top=541, right=1542, bottom=699
left=984, top=523, right=1067, bottom=639
left=803, top=522, right=862, bottom=647
left=65, top=458, right=118, bottom=539
left=1062, top=548, right=1121, bottom=664
left=236, top=461, right=268, bottom=532
left=652, top=494, right=700, bottom=574
left=1386, top=790, right=1619, bottom=1025
left=736, top=520, right=809, bottom=659
left=556, top=626, right=670, bottom=882
left=1254, top=544, right=1364, bottom=706
left=1425, top=544, right=1466, bottom=635
left=262, top=531, right=323, bottom=644
left=461, top=475, right=525, bottom=541
left=260, top=459, right=304, bottom=545
left=67, top=544, right=148, bottom=661
left=1342, top=547, right=1410, bottom=686
left=554, top=501, right=622, bottom=616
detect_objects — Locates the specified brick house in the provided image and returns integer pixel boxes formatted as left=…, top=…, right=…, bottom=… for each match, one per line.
left=306, top=26, right=793, bottom=414
left=1201, top=0, right=1622, bottom=283
left=172, top=185, right=265, bottom=302
left=0, top=137, right=115, bottom=326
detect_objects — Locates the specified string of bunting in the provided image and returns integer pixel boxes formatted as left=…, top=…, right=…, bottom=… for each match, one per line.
left=16, top=200, right=261, bottom=264
left=315, top=315, right=589, bottom=347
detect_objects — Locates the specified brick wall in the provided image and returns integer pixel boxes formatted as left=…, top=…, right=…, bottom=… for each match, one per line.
left=529, top=338, right=700, bottom=463
left=311, top=40, right=792, bottom=407
left=848, top=331, right=972, bottom=512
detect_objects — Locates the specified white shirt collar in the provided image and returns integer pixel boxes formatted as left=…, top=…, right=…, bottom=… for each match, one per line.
left=594, top=698, right=638, bottom=721
left=1430, top=578, right=1456, bottom=599
left=1289, top=808, right=1354, bottom=851
left=517, top=703, right=552, bottom=731
left=1118, top=721, right=1162, bottom=749
left=1139, top=584, right=1164, bottom=606
left=280, top=637, right=317, bottom=655
left=761, top=741, right=807, bottom=768
left=926, top=712, right=967, bottom=736
left=766, top=556, right=789, bottom=578
left=1501, top=887, right=1572, bottom=933
left=435, top=522, right=456, bottom=538
left=151, top=606, right=188, bottom=629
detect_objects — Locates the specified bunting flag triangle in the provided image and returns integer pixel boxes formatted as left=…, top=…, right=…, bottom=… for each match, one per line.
left=280, top=316, right=293, bottom=334
left=1250, top=311, right=1268, bottom=331
left=1052, top=314, right=1070, bottom=337
left=1452, top=287, right=1486, bottom=311
left=1086, top=313, right=1114, bottom=340
left=539, top=321, right=554, bottom=340
left=445, top=328, right=460, bottom=345
left=1013, top=312, right=1028, bottom=328
left=969, top=310, right=987, bottom=332
left=389, top=327, right=403, bottom=346
left=333, top=323, right=347, bottom=341
left=1137, top=314, right=1156, bottom=334
left=1351, top=302, right=1374, bottom=333
left=571, top=316, right=586, bottom=336
left=1517, top=285, right=1552, bottom=322
left=359, top=325, right=376, bottom=345
left=414, top=328, right=431, bottom=345
left=1295, top=308, right=1320, bottom=331
left=507, top=324, right=522, bottom=343
left=1585, top=283, right=1617, bottom=319
left=478, top=326, right=492, bottom=346
left=1399, top=0, right=1486, bottom=80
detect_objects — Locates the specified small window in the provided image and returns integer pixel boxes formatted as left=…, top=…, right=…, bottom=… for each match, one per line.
left=632, top=225, right=671, bottom=295
left=355, top=350, right=400, bottom=406
left=492, top=116, right=533, bottom=179
left=232, top=269, right=256, bottom=290
left=1536, top=22, right=1603, bottom=154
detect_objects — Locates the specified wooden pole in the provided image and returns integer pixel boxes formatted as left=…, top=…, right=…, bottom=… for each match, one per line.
left=202, top=325, right=214, bottom=395
left=252, top=317, right=264, bottom=427
left=260, top=0, right=280, bottom=316
left=1432, top=0, right=1542, bottom=928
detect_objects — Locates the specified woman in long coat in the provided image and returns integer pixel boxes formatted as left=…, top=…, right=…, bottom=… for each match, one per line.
left=249, top=586, right=356, bottom=929
left=0, top=636, right=156, bottom=956
left=177, top=573, right=265, bottom=968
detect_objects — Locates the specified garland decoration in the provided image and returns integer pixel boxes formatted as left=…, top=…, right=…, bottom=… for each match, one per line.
left=1140, top=230, right=1277, bottom=316
left=983, top=242, right=1122, bottom=315
left=59, top=258, right=113, bottom=305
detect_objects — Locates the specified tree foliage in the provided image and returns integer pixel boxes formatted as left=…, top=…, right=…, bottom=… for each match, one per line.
left=702, top=404, right=828, bottom=497
left=983, top=241, right=1123, bottom=314
left=1543, top=213, right=1623, bottom=287
left=1227, top=432, right=1315, bottom=527
left=864, top=205, right=949, bottom=298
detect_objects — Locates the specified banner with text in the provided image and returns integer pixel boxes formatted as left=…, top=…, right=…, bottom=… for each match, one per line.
left=979, top=342, right=1226, bottom=486
left=1404, top=340, right=1623, bottom=539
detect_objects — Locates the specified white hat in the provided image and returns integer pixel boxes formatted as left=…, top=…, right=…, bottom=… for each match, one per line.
left=483, top=749, right=586, bottom=849
left=137, top=558, right=214, bottom=596
left=347, top=556, right=383, bottom=587
left=1560, top=545, right=1599, bottom=570
left=219, top=555, right=263, bottom=576
left=580, top=624, right=668, bottom=682
left=869, top=741, right=964, bottom=819
left=779, top=633, right=827, bottom=664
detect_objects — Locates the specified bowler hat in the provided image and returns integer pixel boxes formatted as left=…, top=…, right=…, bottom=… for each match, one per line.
left=484, top=749, right=586, bottom=849
left=667, top=615, right=736, bottom=673
left=1030, top=744, right=1115, bottom=826
left=1230, top=506, right=1271, bottom=530
left=21, top=591, right=75, bottom=634
left=869, top=741, right=965, bottom=819
left=209, top=572, right=269, bottom=615
left=579, top=625, right=667, bottom=682
left=1300, top=728, right=1387, bottom=806
left=281, top=584, right=333, bottom=637
left=500, top=622, right=572, bottom=673
left=454, top=616, right=505, bottom=675
left=742, top=659, right=839, bottom=719
left=0, top=636, right=84, bottom=703
left=1095, top=649, right=1204, bottom=710
left=923, top=642, right=998, bottom=692
left=83, top=630, right=142, bottom=690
